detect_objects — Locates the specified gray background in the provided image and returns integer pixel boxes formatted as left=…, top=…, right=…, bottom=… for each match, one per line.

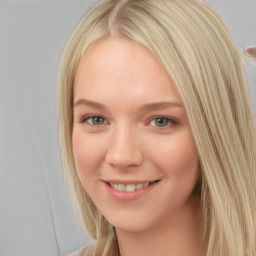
left=0, top=1, right=255, bottom=256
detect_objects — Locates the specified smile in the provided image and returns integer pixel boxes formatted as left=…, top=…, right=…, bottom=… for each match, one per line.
left=107, top=181, right=159, bottom=192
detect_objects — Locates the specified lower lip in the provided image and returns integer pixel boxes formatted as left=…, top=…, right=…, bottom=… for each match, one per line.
left=103, top=181, right=159, bottom=201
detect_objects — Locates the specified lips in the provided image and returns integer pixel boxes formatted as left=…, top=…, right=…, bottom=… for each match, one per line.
left=106, top=180, right=159, bottom=192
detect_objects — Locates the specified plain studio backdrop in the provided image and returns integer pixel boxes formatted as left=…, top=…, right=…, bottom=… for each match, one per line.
left=0, top=0, right=255, bottom=255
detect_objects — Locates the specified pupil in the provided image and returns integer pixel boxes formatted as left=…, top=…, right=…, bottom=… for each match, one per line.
left=92, top=117, right=104, bottom=125
left=155, top=118, right=168, bottom=127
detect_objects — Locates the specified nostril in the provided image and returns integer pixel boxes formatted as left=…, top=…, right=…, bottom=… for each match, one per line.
left=245, top=46, right=256, bottom=60
left=105, top=142, right=144, bottom=168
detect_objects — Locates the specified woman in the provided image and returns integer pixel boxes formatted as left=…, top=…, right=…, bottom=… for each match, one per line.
left=57, top=0, right=256, bottom=255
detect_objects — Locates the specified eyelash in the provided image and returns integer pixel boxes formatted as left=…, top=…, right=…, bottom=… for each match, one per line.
left=80, top=115, right=108, bottom=126
left=80, top=115, right=178, bottom=130
left=146, top=115, right=178, bottom=130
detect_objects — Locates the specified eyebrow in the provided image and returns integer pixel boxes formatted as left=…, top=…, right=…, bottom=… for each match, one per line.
left=139, top=101, right=183, bottom=112
left=73, top=98, right=183, bottom=112
left=74, top=98, right=106, bottom=110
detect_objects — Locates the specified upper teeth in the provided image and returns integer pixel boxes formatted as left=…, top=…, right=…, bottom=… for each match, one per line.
left=109, top=182, right=150, bottom=192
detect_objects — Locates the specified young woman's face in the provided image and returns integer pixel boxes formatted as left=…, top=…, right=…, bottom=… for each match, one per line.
left=72, top=37, right=199, bottom=233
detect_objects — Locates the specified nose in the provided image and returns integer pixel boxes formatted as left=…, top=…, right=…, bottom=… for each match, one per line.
left=105, top=125, right=143, bottom=168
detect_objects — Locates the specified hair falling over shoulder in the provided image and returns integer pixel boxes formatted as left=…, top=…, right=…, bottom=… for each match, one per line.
left=57, top=0, right=256, bottom=255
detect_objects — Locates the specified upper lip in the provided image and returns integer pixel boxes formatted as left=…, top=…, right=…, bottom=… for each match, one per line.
left=103, top=179, right=160, bottom=185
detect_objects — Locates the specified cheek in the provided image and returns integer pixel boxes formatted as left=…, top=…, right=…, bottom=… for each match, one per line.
left=72, top=131, right=104, bottom=179
left=148, top=130, right=199, bottom=177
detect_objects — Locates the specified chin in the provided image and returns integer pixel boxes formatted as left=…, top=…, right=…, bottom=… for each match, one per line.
left=112, top=221, right=152, bottom=233
left=103, top=210, right=160, bottom=234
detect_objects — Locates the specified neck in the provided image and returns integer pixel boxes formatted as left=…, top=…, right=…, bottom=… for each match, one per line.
left=116, top=197, right=203, bottom=256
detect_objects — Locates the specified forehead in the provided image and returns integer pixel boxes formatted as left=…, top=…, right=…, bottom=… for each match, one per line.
left=75, top=37, right=163, bottom=80
left=73, top=37, right=182, bottom=105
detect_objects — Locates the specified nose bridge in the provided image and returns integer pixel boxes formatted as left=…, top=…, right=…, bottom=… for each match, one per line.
left=105, top=122, right=143, bottom=168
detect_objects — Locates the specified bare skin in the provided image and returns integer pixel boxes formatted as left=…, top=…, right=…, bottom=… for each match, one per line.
left=73, top=37, right=204, bottom=256
left=117, top=196, right=203, bottom=256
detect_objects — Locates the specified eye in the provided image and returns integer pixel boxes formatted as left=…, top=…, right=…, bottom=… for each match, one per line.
left=81, top=115, right=107, bottom=126
left=149, top=116, right=177, bottom=128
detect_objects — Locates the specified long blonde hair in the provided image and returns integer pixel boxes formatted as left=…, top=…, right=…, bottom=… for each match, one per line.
left=57, top=0, right=256, bottom=255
